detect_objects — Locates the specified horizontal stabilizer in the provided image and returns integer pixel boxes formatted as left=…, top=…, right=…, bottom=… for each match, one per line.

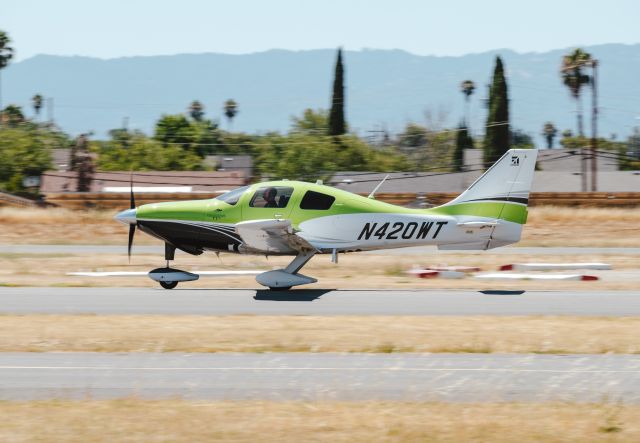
left=438, top=241, right=490, bottom=251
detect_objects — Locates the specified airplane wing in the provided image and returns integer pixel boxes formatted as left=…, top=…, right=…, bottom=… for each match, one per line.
left=235, top=219, right=318, bottom=254
left=67, top=270, right=262, bottom=277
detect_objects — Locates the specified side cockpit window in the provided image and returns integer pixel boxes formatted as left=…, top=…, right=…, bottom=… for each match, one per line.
left=215, top=185, right=249, bottom=206
left=300, top=190, right=335, bottom=210
left=249, top=186, right=294, bottom=208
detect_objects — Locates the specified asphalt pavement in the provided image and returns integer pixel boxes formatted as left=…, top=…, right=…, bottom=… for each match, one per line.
left=1, top=287, right=639, bottom=315
left=1, top=352, right=638, bottom=402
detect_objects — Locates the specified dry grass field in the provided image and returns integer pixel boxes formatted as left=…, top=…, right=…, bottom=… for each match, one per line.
left=1, top=400, right=638, bottom=442
left=0, top=206, right=638, bottom=247
left=2, top=315, right=639, bottom=354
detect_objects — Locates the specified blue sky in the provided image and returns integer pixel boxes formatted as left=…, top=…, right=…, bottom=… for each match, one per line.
left=3, top=0, right=640, bottom=60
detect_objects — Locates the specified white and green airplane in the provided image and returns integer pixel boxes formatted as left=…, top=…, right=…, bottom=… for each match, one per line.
left=115, top=148, right=537, bottom=290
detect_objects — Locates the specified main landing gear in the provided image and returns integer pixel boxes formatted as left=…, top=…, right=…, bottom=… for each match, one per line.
left=256, top=251, right=317, bottom=291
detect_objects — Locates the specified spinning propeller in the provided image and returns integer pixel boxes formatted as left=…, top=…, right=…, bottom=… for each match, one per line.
left=127, top=174, right=136, bottom=261
left=114, top=174, right=138, bottom=262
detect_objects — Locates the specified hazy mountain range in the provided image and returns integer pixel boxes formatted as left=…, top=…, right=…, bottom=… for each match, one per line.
left=3, top=44, right=640, bottom=144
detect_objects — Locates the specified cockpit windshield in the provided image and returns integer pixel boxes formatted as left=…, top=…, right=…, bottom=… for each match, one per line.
left=215, top=186, right=250, bottom=206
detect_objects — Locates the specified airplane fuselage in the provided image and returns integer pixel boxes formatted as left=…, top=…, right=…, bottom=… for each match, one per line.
left=132, top=180, right=525, bottom=256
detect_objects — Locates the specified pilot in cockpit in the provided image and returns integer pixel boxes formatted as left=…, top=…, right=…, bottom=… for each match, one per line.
left=263, top=187, right=278, bottom=208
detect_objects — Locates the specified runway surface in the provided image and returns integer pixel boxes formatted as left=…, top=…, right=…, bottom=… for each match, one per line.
left=1, top=352, right=638, bottom=402
left=2, top=244, right=639, bottom=256
left=1, top=287, right=639, bottom=315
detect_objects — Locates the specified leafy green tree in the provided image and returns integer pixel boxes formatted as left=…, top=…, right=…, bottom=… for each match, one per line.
left=396, top=122, right=455, bottom=170
left=108, top=127, right=134, bottom=148
left=155, top=111, right=223, bottom=157
left=188, top=100, right=204, bottom=122
left=218, top=131, right=256, bottom=155
left=453, top=123, right=474, bottom=172
left=1, top=104, right=25, bottom=127
left=560, top=135, right=622, bottom=152
left=542, top=122, right=558, bottom=149
left=0, top=127, right=52, bottom=193
left=155, top=114, right=194, bottom=150
left=483, top=56, right=510, bottom=167
left=561, top=48, right=591, bottom=137
left=32, top=94, right=43, bottom=119
left=251, top=112, right=410, bottom=181
left=97, top=133, right=203, bottom=171
left=223, top=99, right=238, bottom=128
left=511, top=129, right=534, bottom=149
left=328, top=48, right=346, bottom=136
left=191, top=119, right=223, bottom=157
left=0, top=30, right=14, bottom=126
left=398, top=123, right=427, bottom=151
left=290, top=108, right=328, bottom=135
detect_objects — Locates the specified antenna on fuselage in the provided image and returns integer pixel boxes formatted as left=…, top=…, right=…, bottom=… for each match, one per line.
left=368, top=174, right=389, bottom=199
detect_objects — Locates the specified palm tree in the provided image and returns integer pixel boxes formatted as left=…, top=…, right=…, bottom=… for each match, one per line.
left=0, top=31, right=15, bottom=127
left=224, top=99, right=238, bottom=129
left=460, top=80, right=475, bottom=125
left=561, top=49, right=591, bottom=137
left=561, top=48, right=592, bottom=192
left=542, top=122, right=558, bottom=149
left=32, top=94, right=43, bottom=120
left=188, top=100, right=204, bottom=121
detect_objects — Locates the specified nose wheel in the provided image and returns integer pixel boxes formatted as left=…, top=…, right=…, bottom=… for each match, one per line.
left=159, top=281, right=178, bottom=290
left=157, top=244, right=179, bottom=289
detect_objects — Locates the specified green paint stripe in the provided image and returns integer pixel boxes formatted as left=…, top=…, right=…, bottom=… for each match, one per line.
left=428, top=202, right=528, bottom=224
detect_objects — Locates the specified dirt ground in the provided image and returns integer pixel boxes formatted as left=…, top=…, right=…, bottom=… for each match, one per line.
left=1, top=400, right=638, bottom=443
left=2, top=314, right=639, bottom=354
left=0, top=206, right=639, bottom=247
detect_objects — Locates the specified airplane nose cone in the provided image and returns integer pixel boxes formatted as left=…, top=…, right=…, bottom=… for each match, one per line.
left=115, top=208, right=137, bottom=225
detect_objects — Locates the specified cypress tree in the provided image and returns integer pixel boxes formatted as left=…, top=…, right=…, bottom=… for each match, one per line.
left=483, top=56, right=510, bottom=167
left=328, top=48, right=346, bottom=136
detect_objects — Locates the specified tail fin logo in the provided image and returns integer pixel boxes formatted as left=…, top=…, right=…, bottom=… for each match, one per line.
left=511, top=155, right=520, bottom=166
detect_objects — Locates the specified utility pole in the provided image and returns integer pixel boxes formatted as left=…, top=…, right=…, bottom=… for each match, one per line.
left=47, top=97, right=54, bottom=126
left=589, top=60, right=598, bottom=191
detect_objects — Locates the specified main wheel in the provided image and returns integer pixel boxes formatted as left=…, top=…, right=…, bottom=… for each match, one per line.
left=269, top=286, right=291, bottom=291
left=160, top=281, right=178, bottom=290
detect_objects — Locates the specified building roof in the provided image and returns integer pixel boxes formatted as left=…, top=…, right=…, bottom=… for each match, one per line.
left=203, top=155, right=254, bottom=175
left=536, top=149, right=619, bottom=172
left=330, top=169, right=638, bottom=194
left=40, top=170, right=249, bottom=194
left=330, top=171, right=481, bottom=194
left=465, top=148, right=619, bottom=172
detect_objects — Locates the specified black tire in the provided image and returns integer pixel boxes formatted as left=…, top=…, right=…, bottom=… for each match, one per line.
left=160, top=281, right=178, bottom=290
left=269, top=286, right=291, bottom=291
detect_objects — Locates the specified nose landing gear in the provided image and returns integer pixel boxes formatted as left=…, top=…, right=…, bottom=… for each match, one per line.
left=147, top=243, right=198, bottom=290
